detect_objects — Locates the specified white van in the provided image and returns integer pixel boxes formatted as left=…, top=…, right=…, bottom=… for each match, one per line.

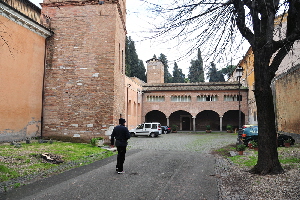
left=129, top=122, right=162, bottom=137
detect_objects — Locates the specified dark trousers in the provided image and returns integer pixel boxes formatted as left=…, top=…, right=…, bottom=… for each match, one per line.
left=116, top=146, right=127, bottom=172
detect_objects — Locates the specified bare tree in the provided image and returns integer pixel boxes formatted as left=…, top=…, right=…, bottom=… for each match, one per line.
left=1, top=21, right=15, bottom=57
left=146, top=0, right=300, bottom=175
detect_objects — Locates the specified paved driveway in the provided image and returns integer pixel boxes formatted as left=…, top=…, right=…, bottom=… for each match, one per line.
left=1, top=133, right=237, bottom=200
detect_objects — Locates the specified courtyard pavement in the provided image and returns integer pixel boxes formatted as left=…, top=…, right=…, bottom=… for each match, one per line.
left=0, top=133, right=237, bottom=200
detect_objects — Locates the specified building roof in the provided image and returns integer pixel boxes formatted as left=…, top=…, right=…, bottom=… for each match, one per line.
left=142, top=82, right=246, bottom=92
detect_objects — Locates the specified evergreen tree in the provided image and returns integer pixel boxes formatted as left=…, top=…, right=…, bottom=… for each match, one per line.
left=207, top=62, right=225, bottom=82
left=172, top=62, right=185, bottom=83
left=125, top=36, right=132, bottom=77
left=221, top=65, right=236, bottom=80
left=137, top=60, right=146, bottom=82
left=125, top=36, right=146, bottom=82
left=188, top=49, right=205, bottom=82
left=158, top=53, right=172, bottom=83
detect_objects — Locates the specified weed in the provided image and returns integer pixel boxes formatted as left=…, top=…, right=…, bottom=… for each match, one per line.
left=90, top=137, right=103, bottom=147
left=0, top=165, right=19, bottom=181
left=13, top=183, right=21, bottom=188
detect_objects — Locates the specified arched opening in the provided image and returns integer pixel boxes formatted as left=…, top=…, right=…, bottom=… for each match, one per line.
left=196, top=110, right=219, bottom=131
left=223, top=110, right=245, bottom=130
left=169, top=110, right=192, bottom=131
left=145, top=110, right=167, bottom=125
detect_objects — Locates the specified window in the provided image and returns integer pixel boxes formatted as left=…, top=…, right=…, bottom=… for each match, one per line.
left=146, top=96, right=165, bottom=102
left=171, top=95, right=191, bottom=102
left=197, top=95, right=218, bottom=101
left=224, top=95, right=242, bottom=101
left=152, top=124, right=157, bottom=129
left=237, top=95, right=242, bottom=101
left=145, top=124, right=151, bottom=128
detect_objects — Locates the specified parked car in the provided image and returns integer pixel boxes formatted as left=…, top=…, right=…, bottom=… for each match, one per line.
left=239, top=125, right=258, bottom=146
left=238, top=125, right=295, bottom=147
left=277, top=133, right=295, bottom=146
left=129, top=122, right=162, bottom=137
left=242, top=124, right=257, bottom=129
left=161, top=126, right=171, bottom=134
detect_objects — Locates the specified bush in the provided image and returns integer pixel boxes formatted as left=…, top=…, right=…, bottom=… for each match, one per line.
left=226, top=125, right=233, bottom=131
left=251, top=141, right=258, bottom=148
left=90, top=137, right=103, bottom=147
left=284, top=138, right=293, bottom=144
left=171, top=124, right=178, bottom=131
left=236, top=144, right=246, bottom=151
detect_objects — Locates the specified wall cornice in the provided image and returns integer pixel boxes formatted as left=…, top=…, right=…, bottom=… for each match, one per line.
left=0, top=1, right=52, bottom=38
left=142, top=82, right=249, bottom=91
left=41, top=0, right=126, bottom=33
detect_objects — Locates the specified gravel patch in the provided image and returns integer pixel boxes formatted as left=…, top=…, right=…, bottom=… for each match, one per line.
left=215, top=156, right=300, bottom=200
left=128, top=132, right=237, bottom=153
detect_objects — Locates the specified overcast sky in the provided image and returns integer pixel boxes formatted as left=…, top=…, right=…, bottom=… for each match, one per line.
left=30, top=0, right=249, bottom=77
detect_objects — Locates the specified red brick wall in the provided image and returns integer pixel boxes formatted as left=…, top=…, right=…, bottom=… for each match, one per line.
left=143, top=90, right=248, bottom=117
left=146, top=59, right=164, bottom=84
left=142, top=89, right=248, bottom=131
left=41, top=1, right=126, bottom=141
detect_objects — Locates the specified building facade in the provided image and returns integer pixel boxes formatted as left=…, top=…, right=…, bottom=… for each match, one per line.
left=41, top=0, right=127, bottom=141
left=0, top=0, right=52, bottom=142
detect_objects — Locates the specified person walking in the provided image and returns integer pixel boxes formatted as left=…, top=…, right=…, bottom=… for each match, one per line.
left=110, top=118, right=130, bottom=174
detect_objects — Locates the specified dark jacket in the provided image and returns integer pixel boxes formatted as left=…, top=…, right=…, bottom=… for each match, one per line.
left=111, top=125, right=130, bottom=146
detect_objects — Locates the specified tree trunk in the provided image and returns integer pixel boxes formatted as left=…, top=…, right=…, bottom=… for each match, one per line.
left=250, top=49, right=284, bottom=175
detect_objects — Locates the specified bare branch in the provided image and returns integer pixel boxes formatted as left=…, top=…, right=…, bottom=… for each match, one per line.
left=233, top=0, right=255, bottom=45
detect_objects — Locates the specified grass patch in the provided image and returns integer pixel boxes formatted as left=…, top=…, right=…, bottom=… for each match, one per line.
left=212, top=144, right=236, bottom=157
left=215, top=143, right=300, bottom=169
left=229, top=155, right=258, bottom=167
left=0, top=165, right=19, bottom=181
left=279, top=157, right=300, bottom=164
left=0, top=140, right=116, bottom=184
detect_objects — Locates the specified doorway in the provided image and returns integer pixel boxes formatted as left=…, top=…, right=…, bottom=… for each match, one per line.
left=181, top=116, right=191, bottom=130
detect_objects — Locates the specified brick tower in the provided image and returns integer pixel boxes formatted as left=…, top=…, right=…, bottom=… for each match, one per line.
left=146, top=58, right=164, bottom=84
left=41, top=0, right=127, bottom=141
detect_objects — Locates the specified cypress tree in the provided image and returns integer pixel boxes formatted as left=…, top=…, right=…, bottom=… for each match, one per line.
left=188, top=49, right=205, bottom=82
left=158, top=53, right=172, bottom=83
left=207, top=62, right=225, bottom=82
left=125, top=36, right=146, bottom=82
left=172, top=62, right=185, bottom=83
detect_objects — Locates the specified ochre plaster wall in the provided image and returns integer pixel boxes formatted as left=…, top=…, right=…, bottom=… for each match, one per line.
left=0, top=15, right=46, bottom=141
left=274, top=66, right=300, bottom=135
left=124, top=76, right=143, bottom=130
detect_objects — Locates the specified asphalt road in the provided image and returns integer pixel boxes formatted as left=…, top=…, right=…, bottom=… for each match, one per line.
left=0, top=133, right=237, bottom=200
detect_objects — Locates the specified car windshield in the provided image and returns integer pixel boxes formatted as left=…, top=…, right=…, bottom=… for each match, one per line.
left=136, top=124, right=143, bottom=129
left=248, top=126, right=258, bottom=134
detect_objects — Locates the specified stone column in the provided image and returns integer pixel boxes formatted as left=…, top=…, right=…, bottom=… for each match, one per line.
left=219, top=115, right=223, bottom=131
left=167, top=117, right=169, bottom=127
left=193, top=117, right=196, bottom=132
